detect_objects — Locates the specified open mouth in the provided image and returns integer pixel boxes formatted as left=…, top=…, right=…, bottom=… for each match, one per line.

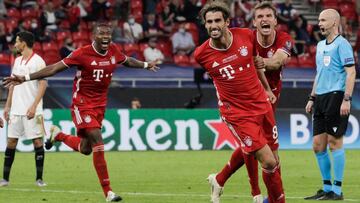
left=210, top=29, right=220, bottom=35
left=261, top=24, right=271, bottom=32
left=101, top=39, right=110, bottom=47
left=320, top=28, right=325, bottom=32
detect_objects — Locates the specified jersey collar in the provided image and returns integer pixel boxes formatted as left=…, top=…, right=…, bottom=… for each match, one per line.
left=91, top=42, right=108, bottom=56
left=256, top=30, right=276, bottom=49
left=209, top=30, right=233, bottom=51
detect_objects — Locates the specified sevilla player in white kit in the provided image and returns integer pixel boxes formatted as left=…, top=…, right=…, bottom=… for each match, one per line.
left=194, top=2, right=285, bottom=203
left=3, top=22, right=159, bottom=202
left=209, top=2, right=292, bottom=203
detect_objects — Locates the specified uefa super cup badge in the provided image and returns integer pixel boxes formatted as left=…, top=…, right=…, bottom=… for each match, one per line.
left=323, top=55, right=331, bottom=67
left=111, top=56, right=116, bottom=64
left=239, top=46, right=248, bottom=56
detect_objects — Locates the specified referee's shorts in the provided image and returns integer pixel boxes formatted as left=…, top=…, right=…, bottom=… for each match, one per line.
left=313, top=91, right=349, bottom=138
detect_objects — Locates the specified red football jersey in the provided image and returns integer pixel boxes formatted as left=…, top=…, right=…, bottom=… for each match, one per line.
left=194, top=28, right=272, bottom=119
left=254, top=30, right=292, bottom=96
left=62, top=43, right=127, bottom=109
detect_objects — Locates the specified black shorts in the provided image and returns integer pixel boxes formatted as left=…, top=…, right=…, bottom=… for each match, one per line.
left=313, top=91, right=349, bottom=137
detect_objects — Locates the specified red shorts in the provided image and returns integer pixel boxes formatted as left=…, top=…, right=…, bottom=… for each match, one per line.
left=223, top=110, right=279, bottom=153
left=71, top=107, right=105, bottom=135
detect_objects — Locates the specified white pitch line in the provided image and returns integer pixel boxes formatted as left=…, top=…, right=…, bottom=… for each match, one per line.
left=1, top=188, right=360, bottom=202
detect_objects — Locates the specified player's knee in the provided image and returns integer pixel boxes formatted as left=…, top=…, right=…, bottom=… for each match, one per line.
left=261, top=157, right=277, bottom=170
left=7, top=139, right=18, bottom=148
left=33, top=138, right=43, bottom=148
left=81, top=148, right=92, bottom=155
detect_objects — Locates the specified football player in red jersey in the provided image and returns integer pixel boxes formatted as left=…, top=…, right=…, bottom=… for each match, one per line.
left=194, top=1, right=285, bottom=203
left=3, top=22, right=159, bottom=202
left=208, top=2, right=292, bottom=203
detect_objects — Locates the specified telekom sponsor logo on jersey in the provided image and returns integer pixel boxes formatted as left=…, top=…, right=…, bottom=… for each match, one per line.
left=219, top=65, right=235, bottom=80
left=92, top=69, right=113, bottom=82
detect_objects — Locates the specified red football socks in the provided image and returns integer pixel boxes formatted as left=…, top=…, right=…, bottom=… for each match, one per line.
left=216, top=147, right=245, bottom=186
left=92, top=143, right=112, bottom=196
left=262, top=165, right=285, bottom=203
left=244, top=154, right=261, bottom=196
left=56, top=132, right=81, bottom=152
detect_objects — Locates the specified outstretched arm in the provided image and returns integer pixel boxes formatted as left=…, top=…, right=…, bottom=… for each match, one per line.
left=3, top=61, right=68, bottom=87
left=123, top=57, right=160, bottom=72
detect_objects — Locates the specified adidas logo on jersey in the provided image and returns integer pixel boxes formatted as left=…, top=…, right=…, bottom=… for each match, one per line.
left=212, top=61, right=219, bottom=68
left=91, top=60, right=98, bottom=66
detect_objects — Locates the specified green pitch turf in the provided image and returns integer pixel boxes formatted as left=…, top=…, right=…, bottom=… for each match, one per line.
left=0, top=150, right=359, bottom=203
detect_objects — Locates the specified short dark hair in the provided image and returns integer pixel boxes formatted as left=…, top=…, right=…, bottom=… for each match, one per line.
left=199, top=1, right=231, bottom=24
left=253, top=1, right=278, bottom=18
left=16, top=31, right=34, bottom=48
left=93, top=21, right=112, bottom=33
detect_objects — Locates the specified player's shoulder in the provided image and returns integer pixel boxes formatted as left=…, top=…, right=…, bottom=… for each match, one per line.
left=194, top=39, right=210, bottom=59
left=109, top=43, right=122, bottom=52
left=336, top=35, right=351, bottom=46
left=277, top=31, right=292, bottom=40
left=230, top=27, right=252, bottom=35
left=231, top=28, right=253, bottom=42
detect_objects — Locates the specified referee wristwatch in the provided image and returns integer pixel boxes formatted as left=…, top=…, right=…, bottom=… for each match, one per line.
left=343, top=94, right=352, bottom=102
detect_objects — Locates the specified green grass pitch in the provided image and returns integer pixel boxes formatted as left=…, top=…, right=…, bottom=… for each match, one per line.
left=0, top=150, right=359, bottom=203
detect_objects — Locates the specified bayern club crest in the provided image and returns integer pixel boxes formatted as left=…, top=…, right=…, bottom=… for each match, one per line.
left=267, top=50, right=274, bottom=58
left=238, top=46, right=248, bottom=56
left=84, top=115, right=92, bottom=123
left=244, top=136, right=253, bottom=147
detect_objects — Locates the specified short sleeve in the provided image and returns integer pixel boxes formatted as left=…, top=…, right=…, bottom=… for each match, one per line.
left=113, top=44, right=127, bottom=64
left=62, top=48, right=82, bottom=67
left=338, top=39, right=355, bottom=67
left=37, top=56, right=46, bottom=71
left=278, top=33, right=293, bottom=56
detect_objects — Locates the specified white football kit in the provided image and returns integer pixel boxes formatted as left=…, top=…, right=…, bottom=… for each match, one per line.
left=8, top=53, right=47, bottom=139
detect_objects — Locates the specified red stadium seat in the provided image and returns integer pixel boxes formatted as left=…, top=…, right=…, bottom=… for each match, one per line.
left=123, top=43, right=141, bottom=59
left=79, top=21, right=89, bottom=31
left=322, top=0, right=338, bottom=9
left=130, top=0, right=143, bottom=11
left=5, top=19, right=18, bottom=34
left=43, top=53, right=61, bottom=65
left=173, top=54, right=190, bottom=66
left=189, top=30, right=199, bottom=45
left=339, top=4, right=357, bottom=22
left=285, top=56, right=299, bottom=68
left=0, top=53, right=10, bottom=65
left=37, top=0, right=48, bottom=4
left=59, top=20, right=70, bottom=29
left=21, top=8, right=39, bottom=19
left=276, top=24, right=289, bottom=33
left=298, top=54, right=316, bottom=68
left=132, top=9, right=143, bottom=23
left=7, top=8, right=21, bottom=20
left=73, top=40, right=91, bottom=48
left=139, top=43, right=149, bottom=53
left=157, top=41, right=173, bottom=59
left=33, top=42, right=42, bottom=53
left=114, top=43, right=123, bottom=52
left=308, top=45, right=317, bottom=56
left=56, top=30, right=71, bottom=44
left=42, top=42, right=59, bottom=55
left=72, top=31, right=89, bottom=41
left=185, top=22, right=198, bottom=32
